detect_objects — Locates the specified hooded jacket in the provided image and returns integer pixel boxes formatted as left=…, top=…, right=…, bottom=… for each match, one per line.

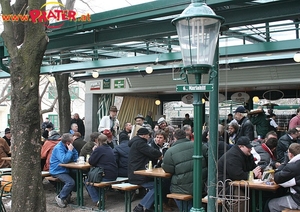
left=41, top=133, right=61, bottom=171
left=128, top=135, right=162, bottom=185
left=274, top=154, right=300, bottom=206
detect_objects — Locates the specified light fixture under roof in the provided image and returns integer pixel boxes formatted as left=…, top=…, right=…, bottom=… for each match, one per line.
left=294, top=52, right=300, bottom=63
left=145, top=66, right=153, bottom=74
left=92, top=70, right=99, bottom=78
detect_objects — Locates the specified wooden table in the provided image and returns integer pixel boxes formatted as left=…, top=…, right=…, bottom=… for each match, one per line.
left=59, top=162, right=91, bottom=206
left=134, top=168, right=171, bottom=212
left=231, top=180, right=280, bottom=212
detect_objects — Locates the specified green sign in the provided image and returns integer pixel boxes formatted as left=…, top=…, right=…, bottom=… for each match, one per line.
left=114, top=79, right=125, bottom=89
left=176, top=84, right=213, bottom=92
left=103, top=79, right=111, bottom=89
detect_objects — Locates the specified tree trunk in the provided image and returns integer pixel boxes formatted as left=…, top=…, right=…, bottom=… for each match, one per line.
left=55, top=73, right=71, bottom=134
left=0, top=0, right=48, bottom=211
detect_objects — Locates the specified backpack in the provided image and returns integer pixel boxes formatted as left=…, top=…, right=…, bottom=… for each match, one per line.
left=87, top=167, right=105, bottom=184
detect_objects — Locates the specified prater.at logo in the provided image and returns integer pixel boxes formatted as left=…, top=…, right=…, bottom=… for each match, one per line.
left=1, top=1, right=91, bottom=29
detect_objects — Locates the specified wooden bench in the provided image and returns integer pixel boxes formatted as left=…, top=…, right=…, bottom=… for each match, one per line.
left=45, top=176, right=63, bottom=194
left=111, top=183, right=142, bottom=212
left=282, top=209, right=300, bottom=212
left=86, top=177, right=129, bottom=211
left=166, top=193, right=223, bottom=212
left=167, top=193, right=192, bottom=212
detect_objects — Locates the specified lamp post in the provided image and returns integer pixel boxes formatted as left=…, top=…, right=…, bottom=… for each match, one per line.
left=172, top=1, right=224, bottom=211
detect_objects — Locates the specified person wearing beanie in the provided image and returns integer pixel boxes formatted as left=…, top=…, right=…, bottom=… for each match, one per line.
left=128, top=127, right=162, bottom=212
left=41, top=131, right=61, bottom=171
left=3, top=128, right=11, bottom=146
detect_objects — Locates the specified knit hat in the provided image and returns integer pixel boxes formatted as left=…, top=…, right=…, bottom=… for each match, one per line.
left=137, top=128, right=150, bottom=135
left=4, top=128, right=10, bottom=134
left=157, top=117, right=166, bottom=125
left=102, top=129, right=113, bottom=139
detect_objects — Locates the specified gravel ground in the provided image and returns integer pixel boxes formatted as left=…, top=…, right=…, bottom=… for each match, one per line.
left=2, top=181, right=180, bottom=212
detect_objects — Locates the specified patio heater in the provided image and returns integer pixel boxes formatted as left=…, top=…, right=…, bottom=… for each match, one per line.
left=172, top=0, right=224, bottom=211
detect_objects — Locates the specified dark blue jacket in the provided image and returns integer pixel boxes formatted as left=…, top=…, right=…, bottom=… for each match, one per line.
left=89, top=143, right=118, bottom=180
left=128, top=135, right=162, bottom=185
left=113, top=140, right=130, bottom=177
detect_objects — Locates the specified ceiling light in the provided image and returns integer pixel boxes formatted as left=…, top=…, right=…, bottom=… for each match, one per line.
left=92, top=71, right=99, bottom=78
left=155, top=99, right=161, bottom=105
left=294, top=52, right=300, bottom=62
left=252, top=96, right=260, bottom=103
left=145, top=66, right=153, bottom=74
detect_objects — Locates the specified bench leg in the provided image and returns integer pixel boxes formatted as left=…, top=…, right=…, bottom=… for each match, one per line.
left=124, top=191, right=132, bottom=212
left=98, top=188, right=106, bottom=211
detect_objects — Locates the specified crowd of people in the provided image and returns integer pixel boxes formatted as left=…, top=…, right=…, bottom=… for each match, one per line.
left=3, top=104, right=300, bottom=212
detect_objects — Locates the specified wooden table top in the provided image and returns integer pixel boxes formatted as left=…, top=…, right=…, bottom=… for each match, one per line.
left=134, top=168, right=171, bottom=178
left=230, top=180, right=280, bottom=192
left=59, top=162, right=91, bottom=170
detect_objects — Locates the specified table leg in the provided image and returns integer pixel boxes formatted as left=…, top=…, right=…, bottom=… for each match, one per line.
left=154, top=177, right=158, bottom=212
left=75, top=170, right=80, bottom=206
left=251, top=190, right=256, bottom=212
left=79, top=169, right=84, bottom=206
left=258, top=190, right=262, bottom=212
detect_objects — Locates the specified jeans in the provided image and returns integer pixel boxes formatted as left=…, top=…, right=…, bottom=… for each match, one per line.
left=85, top=178, right=115, bottom=203
left=53, top=173, right=75, bottom=200
left=174, top=199, right=193, bottom=212
left=140, top=181, right=155, bottom=210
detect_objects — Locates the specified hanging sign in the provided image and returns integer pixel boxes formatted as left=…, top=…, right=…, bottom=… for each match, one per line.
left=181, top=94, right=194, bottom=104
left=231, top=92, right=250, bottom=103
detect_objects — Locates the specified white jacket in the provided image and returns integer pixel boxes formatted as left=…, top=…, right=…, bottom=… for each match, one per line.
left=98, top=115, right=119, bottom=133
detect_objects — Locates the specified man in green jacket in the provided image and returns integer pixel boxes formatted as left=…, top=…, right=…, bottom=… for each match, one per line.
left=162, top=128, right=208, bottom=211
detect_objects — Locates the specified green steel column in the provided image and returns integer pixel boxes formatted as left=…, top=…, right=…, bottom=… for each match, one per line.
left=190, top=69, right=205, bottom=212
left=207, top=40, right=219, bottom=212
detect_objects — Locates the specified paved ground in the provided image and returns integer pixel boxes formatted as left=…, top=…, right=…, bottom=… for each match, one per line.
left=2, top=181, right=180, bottom=212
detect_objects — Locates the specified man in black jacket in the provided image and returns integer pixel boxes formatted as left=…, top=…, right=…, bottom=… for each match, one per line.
left=128, top=128, right=162, bottom=212
left=218, top=136, right=261, bottom=212
left=268, top=143, right=300, bottom=211
left=234, top=106, right=254, bottom=141
left=276, top=128, right=299, bottom=163
left=70, top=113, right=85, bottom=138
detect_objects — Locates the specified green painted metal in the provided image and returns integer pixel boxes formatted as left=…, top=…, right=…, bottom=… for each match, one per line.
left=207, top=40, right=220, bottom=212
left=190, top=68, right=205, bottom=212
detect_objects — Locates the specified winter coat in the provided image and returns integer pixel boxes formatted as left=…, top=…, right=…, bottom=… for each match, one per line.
left=236, top=117, right=255, bottom=141
left=277, top=134, right=297, bottom=163
left=113, top=140, right=130, bottom=177
left=250, top=112, right=269, bottom=138
left=274, top=154, right=300, bottom=206
left=251, top=143, right=276, bottom=170
left=70, top=118, right=85, bottom=137
left=128, top=135, right=162, bottom=185
left=218, top=145, right=256, bottom=182
left=0, top=138, right=11, bottom=168
left=89, top=143, right=118, bottom=180
left=49, top=141, right=78, bottom=175
left=41, top=134, right=60, bottom=171
left=80, top=141, right=95, bottom=160
left=162, top=138, right=208, bottom=196
left=73, top=137, right=86, bottom=155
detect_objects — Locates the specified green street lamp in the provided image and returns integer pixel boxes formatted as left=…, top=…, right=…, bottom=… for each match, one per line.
left=172, top=1, right=224, bottom=211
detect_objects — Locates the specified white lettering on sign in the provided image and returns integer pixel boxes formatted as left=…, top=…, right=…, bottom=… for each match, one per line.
left=188, top=85, right=206, bottom=91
